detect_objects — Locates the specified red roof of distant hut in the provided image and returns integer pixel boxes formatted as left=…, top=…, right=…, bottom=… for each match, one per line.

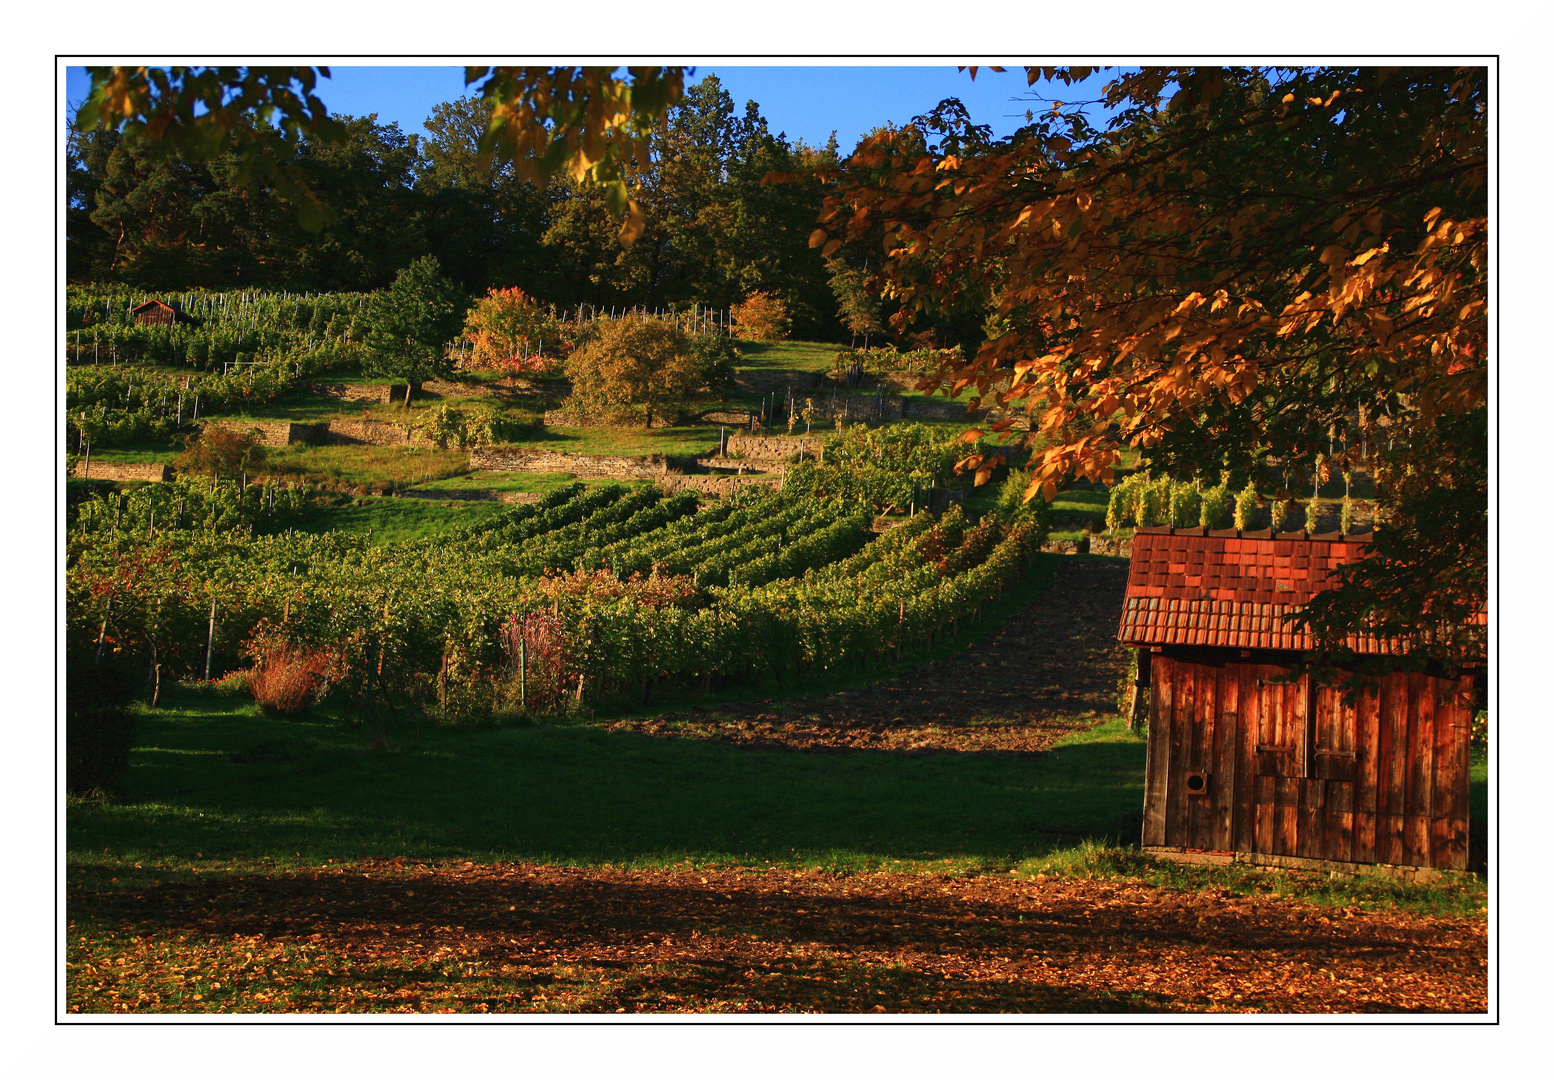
left=130, top=299, right=180, bottom=326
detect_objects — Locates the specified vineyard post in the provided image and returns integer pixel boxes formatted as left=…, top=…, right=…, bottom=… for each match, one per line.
left=81, top=442, right=90, bottom=479
left=519, top=630, right=527, bottom=710
left=95, top=599, right=112, bottom=665
left=203, top=597, right=217, bottom=680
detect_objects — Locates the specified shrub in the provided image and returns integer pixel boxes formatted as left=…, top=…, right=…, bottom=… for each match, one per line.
left=564, top=317, right=712, bottom=427
left=1233, top=480, right=1259, bottom=530
left=1199, top=478, right=1233, bottom=529
left=993, top=471, right=1051, bottom=539
left=1169, top=480, right=1200, bottom=528
left=176, top=426, right=268, bottom=481
left=686, top=333, right=738, bottom=388
left=782, top=422, right=970, bottom=511
left=1135, top=475, right=1170, bottom=527
left=1470, top=710, right=1488, bottom=757
left=248, top=645, right=335, bottom=715
left=1272, top=497, right=1298, bottom=532
left=461, top=286, right=563, bottom=373
left=730, top=290, right=790, bottom=341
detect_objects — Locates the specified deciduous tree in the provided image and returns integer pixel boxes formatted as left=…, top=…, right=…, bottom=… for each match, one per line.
left=564, top=318, right=717, bottom=427
left=812, top=66, right=1487, bottom=666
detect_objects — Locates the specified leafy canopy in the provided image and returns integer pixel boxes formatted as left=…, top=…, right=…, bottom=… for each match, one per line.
left=812, top=66, right=1487, bottom=665
left=78, top=66, right=684, bottom=243
left=564, top=317, right=725, bottom=427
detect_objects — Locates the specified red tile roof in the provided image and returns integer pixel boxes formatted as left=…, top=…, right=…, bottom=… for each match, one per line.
left=1116, top=527, right=1413, bottom=654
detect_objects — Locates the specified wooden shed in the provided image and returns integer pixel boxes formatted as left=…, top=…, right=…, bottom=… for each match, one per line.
left=130, top=299, right=182, bottom=327
left=1118, top=526, right=1484, bottom=875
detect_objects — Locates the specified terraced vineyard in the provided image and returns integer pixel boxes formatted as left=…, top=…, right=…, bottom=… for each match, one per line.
left=67, top=481, right=1043, bottom=719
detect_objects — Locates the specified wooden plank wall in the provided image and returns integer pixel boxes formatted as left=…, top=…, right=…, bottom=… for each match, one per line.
left=1144, top=655, right=1470, bottom=870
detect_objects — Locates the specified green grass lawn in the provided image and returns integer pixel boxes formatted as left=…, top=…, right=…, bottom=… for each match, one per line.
left=734, top=339, right=846, bottom=372
left=264, top=443, right=472, bottom=490
left=80, top=438, right=184, bottom=465
left=68, top=691, right=1148, bottom=879
left=291, top=495, right=512, bottom=542
left=410, top=471, right=611, bottom=494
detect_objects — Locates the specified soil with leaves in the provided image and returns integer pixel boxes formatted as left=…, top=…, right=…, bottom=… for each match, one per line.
left=67, top=858, right=1485, bottom=1014
left=604, top=556, right=1133, bottom=754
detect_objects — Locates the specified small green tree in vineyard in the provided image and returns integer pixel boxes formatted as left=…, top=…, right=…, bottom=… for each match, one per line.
left=363, top=257, right=468, bottom=404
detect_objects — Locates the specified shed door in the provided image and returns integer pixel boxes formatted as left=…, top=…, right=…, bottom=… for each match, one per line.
left=1248, top=668, right=1311, bottom=858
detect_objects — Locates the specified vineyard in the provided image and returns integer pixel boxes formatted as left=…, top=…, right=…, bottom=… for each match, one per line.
left=67, top=480, right=1044, bottom=722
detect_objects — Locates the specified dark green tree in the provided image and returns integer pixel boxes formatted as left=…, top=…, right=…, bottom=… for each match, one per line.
left=363, top=256, right=469, bottom=403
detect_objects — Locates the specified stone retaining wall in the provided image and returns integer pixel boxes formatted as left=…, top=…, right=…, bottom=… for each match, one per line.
left=1087, top=534, right=1134, bottom=558
left=204, top=420, right=322, bottom=447
left=419, top=378, right=498, bottom=399
left=696, top=410, right=758, bottom=426
left=724, top=434, right=814, bottom=462
left=657, top=473, right=781, bottom=497
left=308, top=381, right=406, bottom=404
left=74, top=461, right=169, bottom=482
left=471, top=448, right=674, bottom=480
left=542, top=409, right=677, bottom=429
left=322, top=419, right=420, bottom=446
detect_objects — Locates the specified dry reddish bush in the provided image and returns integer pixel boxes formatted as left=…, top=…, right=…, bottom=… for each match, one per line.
left=248, top=646, right=334, bottom=715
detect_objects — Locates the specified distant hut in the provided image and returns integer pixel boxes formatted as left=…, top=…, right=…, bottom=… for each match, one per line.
left=130, top=299, right=184, bottom=327
left=1118, top=526, right=1485, bottom=875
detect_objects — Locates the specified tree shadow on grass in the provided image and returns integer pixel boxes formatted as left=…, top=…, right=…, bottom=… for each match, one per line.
left=70, top=718, right=1148, bottom=869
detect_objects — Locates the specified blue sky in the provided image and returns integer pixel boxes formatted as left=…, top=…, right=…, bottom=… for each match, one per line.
left=64, top=64, right=1119, bottom=153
